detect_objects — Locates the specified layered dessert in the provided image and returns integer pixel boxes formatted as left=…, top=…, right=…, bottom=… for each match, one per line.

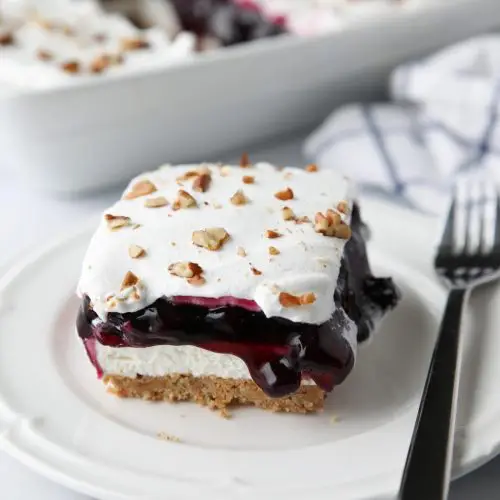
left=76, top=160, right=399, bottom=412
left=0, top=0, right=410, bottom=90
left=0, top=0, right=196, bottom=90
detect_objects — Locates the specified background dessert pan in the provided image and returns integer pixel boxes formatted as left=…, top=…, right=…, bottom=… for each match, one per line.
left=0, top=0, right=499, bottom=194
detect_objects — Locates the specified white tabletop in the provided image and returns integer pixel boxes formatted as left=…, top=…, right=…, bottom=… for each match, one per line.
left=1, top=135, right=499, bottom=499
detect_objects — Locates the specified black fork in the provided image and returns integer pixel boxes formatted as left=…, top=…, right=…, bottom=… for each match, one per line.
left=398, top=178, right=500, bottom=500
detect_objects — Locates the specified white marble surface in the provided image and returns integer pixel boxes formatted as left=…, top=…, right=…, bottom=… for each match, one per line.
left=0, top=135, right=499, bottom=499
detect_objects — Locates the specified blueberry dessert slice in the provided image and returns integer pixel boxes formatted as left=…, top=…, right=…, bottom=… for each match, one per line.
left=77, top=160, right=399, bottom=413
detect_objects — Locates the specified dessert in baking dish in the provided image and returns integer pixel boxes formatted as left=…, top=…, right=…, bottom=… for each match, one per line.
left=76, top=160, right=399, bottom=413
left=0, top=0, right=408, bottom=88
left=0, top=0, right=195, bottom=89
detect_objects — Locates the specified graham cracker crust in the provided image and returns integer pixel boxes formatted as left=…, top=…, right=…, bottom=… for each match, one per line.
left=104, top=373, right=326, bottom=413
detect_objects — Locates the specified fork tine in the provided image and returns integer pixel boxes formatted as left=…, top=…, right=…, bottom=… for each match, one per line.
left=480, top=180, right=497, bottom=254
left=478, top=181, right=486, bottom=254
left=465, top=180, right=482, bottom=255
left=494, top=188, right=500, bottom=251
left=454, top=180, right=469, bottom=255
left=438, top=199, right=455, bottom=253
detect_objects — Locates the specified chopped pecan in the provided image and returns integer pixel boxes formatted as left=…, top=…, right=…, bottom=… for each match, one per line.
left=129, top=245, right=146, bottom=259
left=282, top=206, right=295, bottom=221
left=274, top=187, right=294, bottom=201
left=144, top=196, right=168, bottom=208
left=61, top=60, right=80, bottom=74
left=0, top=33, right=14, bottom=46
left=242, top=175, right=254, bottom=184
left=187, top=275, right=206, bottom=286
left=314, top=210, right=351, bottom=239
left=124, top=180, right=157, bottom=200
left=105, top=214, right=131, bottom=231
left=230, top=189, right=248, bottom=206
left=265, top=229, right=282, bottom=239
left=90, top=54, right=110, bottom=73
left=192, top=227, right=230, bottom=251
left=278, top=292, right=300, bottom=307
left=333, top=224, right=352, bottom=239
left=173, top=190, right=197, bottom=209
left=240, top=152, right=251, bottom=168
left=300, top=292, right=316, bottom=305
left=279, top=291, right=316, bottom=308
left=168, top=261, right=203, bottom=279
left=120, top=37, right=150, bottom=51
left=295, top=216, right=311, bottom=224
left=192, top=173, right=211, bottom=192
left=336, top=200, right=350, bottom=214
left=121, top=271, right=139, bottom=289
left=176, top=170, right=198, bottom=182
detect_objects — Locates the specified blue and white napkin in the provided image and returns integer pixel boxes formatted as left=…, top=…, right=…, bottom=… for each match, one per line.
left=305, top=35, right=500, bottom=215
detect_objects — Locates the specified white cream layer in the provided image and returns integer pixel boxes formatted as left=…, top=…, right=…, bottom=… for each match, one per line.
left=97, top=343, right=253, bottom=379
left=0, top=0, right=195, bottom=91
left=77, top=162, right=354, bottom=325
left=97, top=343, right=320, bottom=386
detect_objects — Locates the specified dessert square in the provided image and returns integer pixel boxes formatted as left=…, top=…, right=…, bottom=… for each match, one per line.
left=77, top=160, right=399, bottom=413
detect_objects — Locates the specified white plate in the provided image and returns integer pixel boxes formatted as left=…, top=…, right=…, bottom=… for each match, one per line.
left=1, top=198, right=500, bottom=500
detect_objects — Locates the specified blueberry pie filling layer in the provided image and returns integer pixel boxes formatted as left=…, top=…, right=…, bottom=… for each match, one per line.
left=76, top=161, right=399, bottom=412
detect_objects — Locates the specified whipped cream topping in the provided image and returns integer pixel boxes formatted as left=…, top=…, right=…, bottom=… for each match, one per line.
left=0, top=0, right=195, bottom=91
left=77, top=162, right=354, bottom=325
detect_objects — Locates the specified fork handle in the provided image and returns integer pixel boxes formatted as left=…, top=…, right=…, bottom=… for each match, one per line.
left=398, top=287, right=469, bottom=500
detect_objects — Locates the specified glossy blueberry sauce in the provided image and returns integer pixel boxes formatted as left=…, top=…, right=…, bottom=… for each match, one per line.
left=77, top=205, right=399, bottom=398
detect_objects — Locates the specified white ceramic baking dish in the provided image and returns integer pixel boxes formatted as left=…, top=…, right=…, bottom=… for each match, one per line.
left=1, top=0, right=499, bottom=194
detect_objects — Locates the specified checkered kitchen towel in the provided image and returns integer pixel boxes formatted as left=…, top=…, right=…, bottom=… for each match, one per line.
left=304, top=35, right=500, bottom=215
